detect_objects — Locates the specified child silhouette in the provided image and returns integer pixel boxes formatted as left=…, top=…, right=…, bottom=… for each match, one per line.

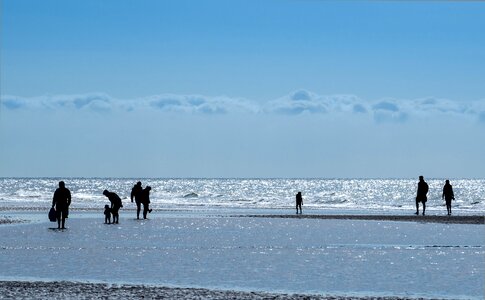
left=104, top=204, right=111, bottom=224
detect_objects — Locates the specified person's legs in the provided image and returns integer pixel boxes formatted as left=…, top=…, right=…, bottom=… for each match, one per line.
left=422, top=202, right=426, bottom=216
left=143, top=204, right=148, bottom=219
left=415, top=200, right=419, bottom=215
left=112, top=208, right=119, bottom=223
left=61, top=210, right=66, bottom=229
left=56, top=208, right=62, bottom=228
left=136, top=202, right=141, bottom=219
left=111, top=206, right=119, bottom=224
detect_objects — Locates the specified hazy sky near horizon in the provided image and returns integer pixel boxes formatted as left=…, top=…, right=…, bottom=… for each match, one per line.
left=1, top=0, right=484, bottom=178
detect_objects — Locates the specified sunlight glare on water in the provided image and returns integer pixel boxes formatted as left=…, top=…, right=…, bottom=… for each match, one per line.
left=0, top=178, right=484, bottom=213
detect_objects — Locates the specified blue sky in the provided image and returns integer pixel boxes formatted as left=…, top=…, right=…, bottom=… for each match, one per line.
left=1, top=0, right=484, bottom=178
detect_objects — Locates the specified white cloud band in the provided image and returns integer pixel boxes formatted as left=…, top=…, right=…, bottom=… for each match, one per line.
left=2, top=90, right=484, bottom=123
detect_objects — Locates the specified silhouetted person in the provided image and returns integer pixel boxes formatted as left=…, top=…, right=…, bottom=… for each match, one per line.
left=296, top=192, right=303, bottom=214
left=442, top=180, right=455, bottom=216
left=52, top=181, right=71, bottom=229
left=415, top=176, right=429, bottom=216
left=141, top=186, right=152, bottom=219
left=103, top=190, right=123, bottom=224
left=104, top=204, right=111, bottom=224
left=131, top=181, right=143, bottom=219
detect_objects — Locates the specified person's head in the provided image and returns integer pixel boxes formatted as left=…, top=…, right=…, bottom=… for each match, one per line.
left=59, top=181, right=65, bottom=188
left=419, top=176, right=424, bottom=181
left=105, top=204, right=110, bottom=209
left=446, top=179, right=450, bottom=184
left=146, top=186, right=151, bottom=191
left=297, top=191, right=301, bottom=195
left=103, top=190, right=109, bottom=196
left=136, top=181, right=142, bottom=187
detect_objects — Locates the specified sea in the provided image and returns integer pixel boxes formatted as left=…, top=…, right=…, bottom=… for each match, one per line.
left=1, top=178, right=484, bottom=214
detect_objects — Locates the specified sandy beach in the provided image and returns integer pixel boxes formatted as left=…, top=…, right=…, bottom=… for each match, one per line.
left=0, top=280, right=416, bottom=300
left=3, top=213, right=484, bottom=225
left=0, top=217, right=24, bottom=225
left=244, top=214, right=485, bottom=225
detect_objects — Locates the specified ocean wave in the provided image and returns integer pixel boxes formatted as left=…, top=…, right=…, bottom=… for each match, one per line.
left=183, top=193, right=198, bottom=198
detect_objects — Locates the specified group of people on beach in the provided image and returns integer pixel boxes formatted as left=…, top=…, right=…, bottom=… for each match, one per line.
left=294, top=176, right=455, bottom=216
left=50, top=181, right=153, bottom=228
left=415, top=176, right=455, bottom=216
left=102, top=190, right=123, bottom=224
left=130, top=181, right=152, bottom=220
left=102, top=181, right=153, bottom=224
left=51, top=177, right=456, bottom=229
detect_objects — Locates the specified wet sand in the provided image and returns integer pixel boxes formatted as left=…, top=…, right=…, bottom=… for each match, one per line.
left=243, top=214, right=484, bottom=225
left=0, top=213, right=482, bottom=299
left=0, top=281, right=417, bottom=299
left=1, top=213, right=483, bottom=225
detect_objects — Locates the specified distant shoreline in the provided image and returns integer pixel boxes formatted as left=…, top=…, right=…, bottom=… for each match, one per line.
left=1, top=211, right=484, bottom=225
left=242, top=214, right=485, bottom=225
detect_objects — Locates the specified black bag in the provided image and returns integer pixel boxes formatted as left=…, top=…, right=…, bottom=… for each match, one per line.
left=48, top=207, right=57, bottom=222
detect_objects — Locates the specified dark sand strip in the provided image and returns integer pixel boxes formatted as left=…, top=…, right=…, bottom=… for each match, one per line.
left=0, top=217, right=24, bottom=225
left=0, top=281, right=433, bottom=300
left=241, top=214, right=484, bottom=225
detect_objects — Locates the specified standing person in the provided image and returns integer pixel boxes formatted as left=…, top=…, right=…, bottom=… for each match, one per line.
left=141, top=186, right=153, bottom=219
left=52, top=181, right=71, bottom=229
left=103, top=190, right=123, bottom=224
left=296, top=192, right=303, bottom=214
left=415, top=175, right=429, bottom=216
left=442, top=180, right=455, bottom=216
left=131, top=181, right=143, bottom=219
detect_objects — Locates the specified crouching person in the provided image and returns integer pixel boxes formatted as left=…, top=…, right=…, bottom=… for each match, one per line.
left=103, top=190, right=123, bottom=224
